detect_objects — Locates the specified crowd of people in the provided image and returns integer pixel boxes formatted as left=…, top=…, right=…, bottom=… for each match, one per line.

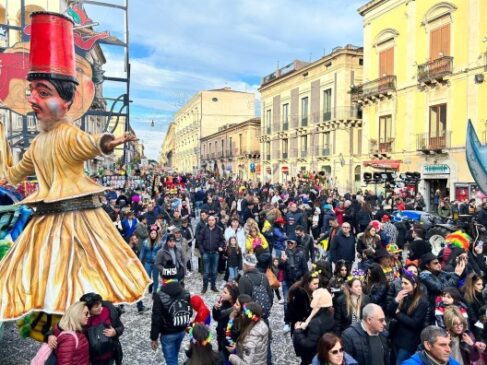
left=33, top=173, right=487, bottom=365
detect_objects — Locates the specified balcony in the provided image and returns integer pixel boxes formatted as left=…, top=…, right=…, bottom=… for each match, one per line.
left=283, top=122, right=289, bottom=131
left=322, top=106, right=362, bottom=122
left=300, top=149, right=308, bottom=158
left=226, top=149, right=233, bottom=157
left=322, top=146, right=331, bottom=156
left=301, top=117, right=308, bottom=127
left=378, top=139, right=394, bottom=153
left=418, top=56, right=453, bottom=84
left=351, top=75, right=396, bottom=102
left=416, top=131, right=452, bottom=153
left=282, top=152, right=288, bottom=159
left=266, top=154, right=271, bottom=160
left=261, top=60, right=309, bottom=85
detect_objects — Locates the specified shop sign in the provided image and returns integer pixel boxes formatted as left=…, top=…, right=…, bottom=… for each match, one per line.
left=423, top=164, right=450, bottom=175
left=282, top=166, right=289, bottom=174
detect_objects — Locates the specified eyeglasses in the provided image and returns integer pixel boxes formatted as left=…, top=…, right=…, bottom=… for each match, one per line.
left=329, top=347, right=344, bottom=355
left=342, top=226, right=351, bottom=229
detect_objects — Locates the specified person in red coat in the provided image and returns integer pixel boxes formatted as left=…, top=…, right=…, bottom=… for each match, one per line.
left=53, top=301, right=90, bottom=365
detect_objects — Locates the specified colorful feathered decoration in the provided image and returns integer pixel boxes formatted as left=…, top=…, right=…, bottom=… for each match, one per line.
left=445, top=231, right=471, bottom=251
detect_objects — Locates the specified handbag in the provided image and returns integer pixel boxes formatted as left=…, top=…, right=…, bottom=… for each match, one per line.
left=86, top=324, right=115, bottom=356
left=266, top=268, right=280, bottom=289
left=31, top=331, right=78, bottom=365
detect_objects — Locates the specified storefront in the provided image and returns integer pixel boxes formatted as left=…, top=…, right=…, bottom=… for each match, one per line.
left=422, top=164, right=450, bottom=212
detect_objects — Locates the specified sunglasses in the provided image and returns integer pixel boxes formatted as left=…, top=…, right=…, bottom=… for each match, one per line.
left=330, top=347, right=344, bottom=355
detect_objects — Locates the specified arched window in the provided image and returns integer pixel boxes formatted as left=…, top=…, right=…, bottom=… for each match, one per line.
left=422, top=3, right=456, bottom=61
left=373, top=29, right=399, bottom=77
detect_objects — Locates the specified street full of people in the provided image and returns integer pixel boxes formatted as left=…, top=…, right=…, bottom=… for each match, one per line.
left=16, top=173, right=487, bottom=364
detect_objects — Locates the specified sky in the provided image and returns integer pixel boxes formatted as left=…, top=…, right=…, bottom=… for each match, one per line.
left=86, top=0, right=365, bottom=160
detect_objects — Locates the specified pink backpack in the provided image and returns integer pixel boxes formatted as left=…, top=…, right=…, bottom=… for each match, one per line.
left=31, top=331, right=79, bottom=365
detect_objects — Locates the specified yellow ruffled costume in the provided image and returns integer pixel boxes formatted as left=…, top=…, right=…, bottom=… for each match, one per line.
left=0, top=120, right=150, bottom=320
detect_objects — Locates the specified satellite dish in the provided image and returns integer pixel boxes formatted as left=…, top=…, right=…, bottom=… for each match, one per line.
left=429, top=235, right=446, bottom=256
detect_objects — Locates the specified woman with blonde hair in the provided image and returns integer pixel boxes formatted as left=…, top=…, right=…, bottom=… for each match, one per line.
left=52, top=301, right=90, bottom=365
left=245, top=225, right=269, bottom=253
left=334, top=275, right=370, bottom=335
left=444, top=305, right=482, bottom=364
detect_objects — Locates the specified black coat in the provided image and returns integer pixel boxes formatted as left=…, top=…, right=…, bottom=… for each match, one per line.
left=342, top=322, right=391, bottom=365
left=197, top=225, right=225, bottom=254
left=279, top=247, right=308, bottom=284
left=150, top=282, right=192, bottom=339
left=329, top=230, right=356, bottom=264
left=334, top=294, right=370, bottom=335
left=212, top=301, right=234, bottom=353
left=286, top=285, right=311, bottom=329
left=293, top=309, right=335, bottom=365
left=387, top=296, right=429, bottom=352
left=367, top=282, right=388, bottom=312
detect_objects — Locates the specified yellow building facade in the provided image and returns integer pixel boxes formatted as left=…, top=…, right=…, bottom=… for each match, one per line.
left=259, top=45, right=364, bottom=191
left=170, top=87, right=256, bottom=174
left=356, top=0, right=487, bottom=209
left=200, top=118, right=261, bottom=179
left=160, top=122, right=175, bottom=168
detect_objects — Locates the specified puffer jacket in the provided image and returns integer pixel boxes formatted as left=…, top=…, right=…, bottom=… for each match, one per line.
left=272, top=225, right=287, bottom=251
left=342, top=322, right=391, bottom=365
left=52, top=326, right=89, bottom=365
left=150, top=281, right=192, bottom=338
left=245, top=233, right=269, bottom=252
left=293, top=308, right=335, bottom=365
left=229, top=319, right=269, bottom=365
left=402, top=351, right=460, bottom=365
left=278, top=246, right=308, bottom=284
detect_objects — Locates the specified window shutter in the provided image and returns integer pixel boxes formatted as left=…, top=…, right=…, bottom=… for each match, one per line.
left=430, top=24, right=450, bottom=60
left=379, top=47, right=394, bottom=76
left=440, top=23, right=450, bottom=56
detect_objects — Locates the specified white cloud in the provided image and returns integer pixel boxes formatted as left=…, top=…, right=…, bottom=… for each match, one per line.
left=86, top=0, right=364, bottom=160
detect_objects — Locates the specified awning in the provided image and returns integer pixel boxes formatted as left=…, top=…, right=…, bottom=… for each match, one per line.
left=363, top=160, right=401, bottom=170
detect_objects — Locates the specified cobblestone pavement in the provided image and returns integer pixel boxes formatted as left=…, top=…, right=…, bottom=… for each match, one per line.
left=0, top=270, right=301, bottom=365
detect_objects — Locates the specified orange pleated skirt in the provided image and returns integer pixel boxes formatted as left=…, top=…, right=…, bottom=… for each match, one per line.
left=0, top=207, right=151, bottom=320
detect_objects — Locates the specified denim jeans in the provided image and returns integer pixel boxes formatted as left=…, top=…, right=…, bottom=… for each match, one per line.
left=160, top=331, right=185, bottom=365
left=203, top=252, right=219, bottom=288
left=144, top=262, right=159, bottom=293
left=282, top=280, right=291, bottom=321
left=228, top=266, right=238, bottom=282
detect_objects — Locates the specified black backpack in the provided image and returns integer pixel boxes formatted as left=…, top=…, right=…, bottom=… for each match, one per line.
left=245, top=273, right=272, bottom=318
left=168, top=292, right=192, bottom=328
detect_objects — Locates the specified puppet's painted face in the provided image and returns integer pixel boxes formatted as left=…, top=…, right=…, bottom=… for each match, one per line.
left=27, top=80, right=70, bottom=124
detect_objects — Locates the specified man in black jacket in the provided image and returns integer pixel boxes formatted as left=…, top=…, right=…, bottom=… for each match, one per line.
left=329, top=223, right=356, bottom=266
left=342, top=303, right=391, bottom=365
left=150, top=264, right=192, bottom=365
left=197, top=215, right=224, bottom=293
left=296, top=225, right=315, bottom=263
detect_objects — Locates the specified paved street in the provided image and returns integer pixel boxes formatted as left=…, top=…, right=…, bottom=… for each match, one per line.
left=0, top=270, right=301, bottom=365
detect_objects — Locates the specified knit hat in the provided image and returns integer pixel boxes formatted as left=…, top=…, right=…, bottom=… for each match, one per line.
left=161, top=261, right=178, bottom=279
left=310, top=288, right=333, bottom=309
left=370, top=220, right=381, bottom=231
left=421, top=252, right=438, bottom=265
left=243, top=254, right=257, bottom=267
left=274, top=216, right=285, bottom=224
left=381, top=215, right=391, bottom=223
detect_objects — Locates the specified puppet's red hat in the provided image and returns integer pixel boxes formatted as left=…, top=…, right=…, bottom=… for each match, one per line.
left=27, top=12, right=78, bottom=84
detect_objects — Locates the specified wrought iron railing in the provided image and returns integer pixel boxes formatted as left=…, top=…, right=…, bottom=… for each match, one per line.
left=351, top=75, right=396, bottom=101
left=418, top=56, right=453, bottom=83
left=416, top=131, right=452, bottom=151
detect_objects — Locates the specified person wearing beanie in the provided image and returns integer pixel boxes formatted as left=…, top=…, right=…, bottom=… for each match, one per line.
left=156, top=234, right=186, bottom=282
left=150, top=263, right=192, bottom=365
left=293, top=288, right=335, bottom=365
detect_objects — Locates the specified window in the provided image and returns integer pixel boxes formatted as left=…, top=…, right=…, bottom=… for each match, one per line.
left=301, top=97, right=308, bottom=126
left=429, top=104, right=447, bottom=138
left=229, top=137, right=233, bottom=154
left=359, top=58, right=364, bottom=66
left=221, top=139, right=224, bottom=155
left=239, top=134, right=243, bottom=153
left=323, top=89, right=332, bottom=121
left=379, top=115, right=392, bottom=143
left=282, top=103, right=289, bottom=130
left=430, top=24, right=450, bottom=60
left=379, top=47, right=394, bottom=77
left=301, top=135, right=308, bottom=153
left=266, top=109, right=271, bottom=133
left=282, top=139, right=289, bottom=158
left=266, top=141, right=271, bottom=160
left=322, top=132, right=331, bottom=156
